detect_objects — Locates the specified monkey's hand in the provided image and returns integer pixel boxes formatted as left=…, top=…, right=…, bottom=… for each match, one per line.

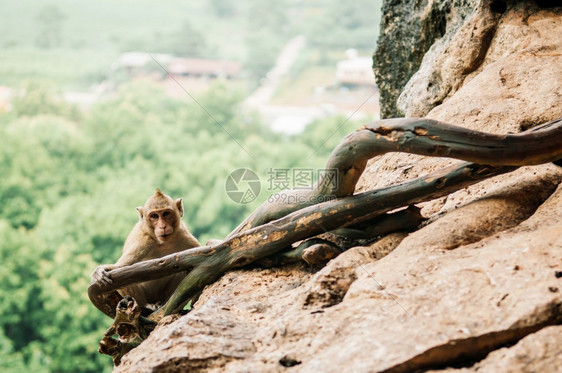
left=91, top=264, right=115, bottom=286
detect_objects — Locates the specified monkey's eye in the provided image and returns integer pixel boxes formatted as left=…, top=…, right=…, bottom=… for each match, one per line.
left=162, top=211, right=170, bottom=217
left=150, top=213, right=158, bottom=219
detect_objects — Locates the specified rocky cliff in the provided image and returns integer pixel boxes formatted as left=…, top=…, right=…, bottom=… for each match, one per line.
left=116, top=1, right=562, bottom=371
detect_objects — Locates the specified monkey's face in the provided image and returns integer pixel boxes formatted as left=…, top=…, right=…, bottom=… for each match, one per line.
left=147, top=208, right=178, bottom=242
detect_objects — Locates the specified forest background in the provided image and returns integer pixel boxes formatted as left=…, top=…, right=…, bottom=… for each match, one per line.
left=0, top=1, right=381, bottom=371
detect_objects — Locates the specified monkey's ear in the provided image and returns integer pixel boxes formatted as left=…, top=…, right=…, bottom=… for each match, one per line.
left=175, top=198, right=184, bottom=217
left=136, top=206, right=144, bottom=219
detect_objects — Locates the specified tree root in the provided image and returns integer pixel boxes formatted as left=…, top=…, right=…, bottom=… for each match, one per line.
left=98, top=296, right=156, bottom=365
left=88, top=117, right=562, bottom=358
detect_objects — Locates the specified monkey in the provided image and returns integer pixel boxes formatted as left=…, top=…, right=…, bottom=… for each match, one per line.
left=91, top=189, right=201, bottom=311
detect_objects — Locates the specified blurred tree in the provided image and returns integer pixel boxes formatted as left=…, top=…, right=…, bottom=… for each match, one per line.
left=244, top=0, right=290, bottom=80
left=210, top=0, right=236, bottom=17
left=164, top=20, right=208, bottom=57
left=246, top=0, right=288, bottom=32
left=304, top=0, right=380, bottom=50
left=244, top=33, right=282, bottom=81
left=36, top=244, right=110, bottom=372
left=12, top=81, right=80, bottom=120
left=0, top=77, right=363, bottom=371
left=0, top=183, right=40, bottom=229
left=35, top=4, right=66, bottom=48
left=297, top=114, right=363, bottom=155
left=0, top=329, right=27, bottom=372
left=0, top=221, right=46, bottom=368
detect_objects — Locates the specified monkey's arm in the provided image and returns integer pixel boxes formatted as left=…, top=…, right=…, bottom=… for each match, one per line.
left=89, top=250, right=147, bottom=318
left=90, top=248, right=148, bottom=286
left=89, top=239, right=153, bottom=315
left=91, top=225, right=146, bottom=285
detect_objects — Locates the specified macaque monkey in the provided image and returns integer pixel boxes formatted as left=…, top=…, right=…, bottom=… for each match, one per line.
left=91, top=189, right=200, bottom=310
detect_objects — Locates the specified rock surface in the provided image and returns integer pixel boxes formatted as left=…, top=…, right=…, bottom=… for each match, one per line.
left=116, top=2, right=562, bottom=372
left=428, top=325, right=562, bottom=373
left=374, top=0, right=480, bottom=118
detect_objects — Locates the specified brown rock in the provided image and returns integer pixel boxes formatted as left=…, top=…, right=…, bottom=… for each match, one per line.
left=427, top=325, right=562, bottom=372
left=303, top=233, right=407, bottom=310
left=374, top=0, right=480, bottom=117
left=396, top=165, right=561, bottom=252
left=116, top=3, right=562, bottom=372
left=397, top=3, right=501, bottom=117
left=398, top=4, right=562, bottom=120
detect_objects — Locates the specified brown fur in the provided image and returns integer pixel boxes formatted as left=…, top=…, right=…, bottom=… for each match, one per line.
left=91, top=189, right=200, bottom=308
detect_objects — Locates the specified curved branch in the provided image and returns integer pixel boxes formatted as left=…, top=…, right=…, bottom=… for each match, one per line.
left=227, top=118, right=561, bottom=236
left=88, top=117, right=561, bottom=319
left=90, top=162, right=516, bottom=318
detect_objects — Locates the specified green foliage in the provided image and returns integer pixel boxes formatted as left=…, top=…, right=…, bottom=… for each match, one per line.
left=297, top=114, right=364, bottom=156
left=243, top=0, right=290, bottom=80
left=37, top=245, right=109, bottom=372
left=34, top=4, right=66, bottom=49
left=0, top=1, right=380, bottom=370
left=0, top=221, right=48, bottom=370
left=302, top=0, right=382, bottom=50
left=12, top=80, right=80, bottom=120
left=210, top=0, right=236, bottom=18
left=156, top=20, right=208, bottom=57
left=0, top=80, right=366, bottom=371
left=0, top=329, right=27, bottom=371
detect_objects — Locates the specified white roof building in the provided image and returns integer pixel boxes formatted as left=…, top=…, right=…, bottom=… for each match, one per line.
left=335, top=49, right=375, bottom=87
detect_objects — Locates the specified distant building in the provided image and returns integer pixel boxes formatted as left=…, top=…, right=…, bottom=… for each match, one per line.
left=335, top=49, right=375, bottom=88
left=167, top=58, right=242, bottom=80
left=111, top=52, right=242, bottom=81
left=112, top=52, right=173, bottom=75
